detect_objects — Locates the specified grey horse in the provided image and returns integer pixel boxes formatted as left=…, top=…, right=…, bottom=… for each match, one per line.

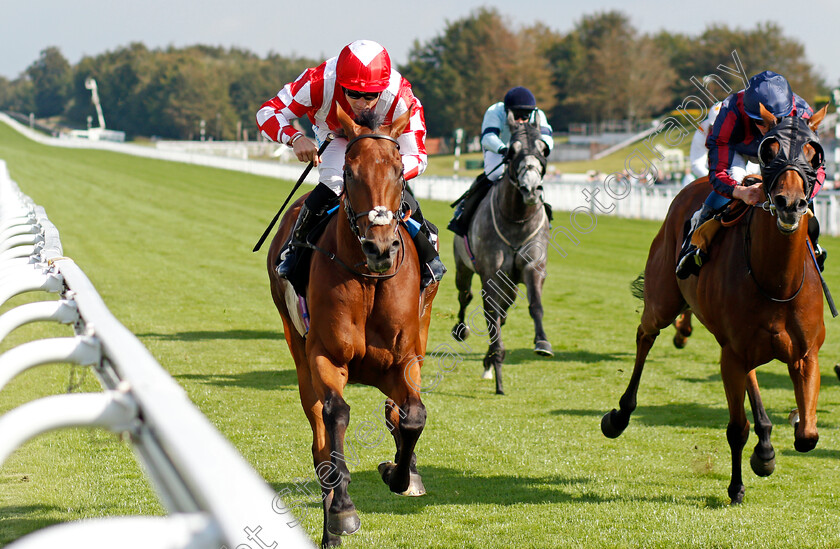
left=451, top=114, right=552, bottom=394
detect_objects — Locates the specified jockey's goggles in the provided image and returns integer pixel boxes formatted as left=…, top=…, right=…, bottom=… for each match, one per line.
left=344, top=88, right=380, bottom=101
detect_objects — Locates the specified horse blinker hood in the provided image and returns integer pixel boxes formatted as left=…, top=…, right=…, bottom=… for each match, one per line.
left=758, top=116, right=823, bottom=199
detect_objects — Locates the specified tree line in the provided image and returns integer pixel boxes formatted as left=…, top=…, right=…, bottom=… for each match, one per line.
left=0, top=8, right=828, bottom=142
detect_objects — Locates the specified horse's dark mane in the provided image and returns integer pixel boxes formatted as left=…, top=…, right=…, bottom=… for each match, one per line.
left=354, top=109, right=383, bottom=131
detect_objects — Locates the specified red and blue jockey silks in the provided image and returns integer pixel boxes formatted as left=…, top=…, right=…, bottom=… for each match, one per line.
left=706, top=90, right=824, bottom=199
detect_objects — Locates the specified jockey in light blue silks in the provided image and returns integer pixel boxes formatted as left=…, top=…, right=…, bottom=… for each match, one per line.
left=448, top=86, right=554, bottom=236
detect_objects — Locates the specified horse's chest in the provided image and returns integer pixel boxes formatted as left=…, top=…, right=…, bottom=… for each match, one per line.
left=327, top=289, right=419, bottom=369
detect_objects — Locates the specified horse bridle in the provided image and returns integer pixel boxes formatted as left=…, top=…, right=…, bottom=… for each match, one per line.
left=318, top=132, right=408, bottom=279
left=505, top=127, right=548, bottom=202
left=343, top=134, right=408, bottom=239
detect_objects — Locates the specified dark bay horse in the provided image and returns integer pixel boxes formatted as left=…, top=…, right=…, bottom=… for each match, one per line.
left=451, top=114, right=551, bottom=394
left=602, top=103, right=828, bottom=504
left=268, top=105, right=438, bottom=546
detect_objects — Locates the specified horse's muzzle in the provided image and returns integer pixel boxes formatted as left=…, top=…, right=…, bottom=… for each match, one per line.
left=773, top=194, right=808, bottom=235
left=518, top=184, right=543, bottom=206
left=361, top=237, right=400, bottom=273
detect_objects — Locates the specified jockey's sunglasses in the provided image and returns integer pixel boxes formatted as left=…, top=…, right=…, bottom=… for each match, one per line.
left=344, top=88, right=380, bottom=101
left=511, top=108, right=534, bottom=121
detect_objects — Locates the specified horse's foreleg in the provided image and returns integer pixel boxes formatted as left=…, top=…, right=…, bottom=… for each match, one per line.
left=379, top=363, right=426, bottom=495
left=789, top=354, right=820, bottom=452
left=451, top=259, right=474, bottom=341
left=301, top=395, right=341, bottom=547
left=311, top=356, right=359, bottom=537
left=286, top=337, right=341, bottom=547
left=482, top=307, right=506, bottom=395
left=746, top=370, right=775, bottom=477
left=721, top=346, right=749, bottom=505
left=382, top=397, right=423, bottom=495
left=523, top=265, right=552, bottom=357
left=601, top=323, right=658, bottom=438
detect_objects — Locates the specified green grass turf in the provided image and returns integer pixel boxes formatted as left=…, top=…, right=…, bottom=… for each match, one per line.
left=0, top=122, right=839, bottom=548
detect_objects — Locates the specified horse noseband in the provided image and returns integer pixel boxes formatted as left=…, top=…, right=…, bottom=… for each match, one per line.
left=758, top=116, right=823, bottom=200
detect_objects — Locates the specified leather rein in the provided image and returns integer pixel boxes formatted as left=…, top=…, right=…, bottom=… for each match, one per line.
left=742, top=204, right=806, bottom=304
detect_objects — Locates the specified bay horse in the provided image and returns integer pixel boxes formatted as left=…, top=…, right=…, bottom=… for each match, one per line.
left=267, top=104, right=438, bottom=546
left=451, top=114, right=552, bottom=395
left=601, top=103, right=828, bottom=504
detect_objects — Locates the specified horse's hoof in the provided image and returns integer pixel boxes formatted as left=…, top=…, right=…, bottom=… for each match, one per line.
left=749, top=451, right=776, bottom=477
left=794, top=435, right=818, bottom=453
left=379, top=461, right=425, bottom=495
left=399, top=471, right=426, bottom=496
left=327, top=509, right=361, bottom=536
left=451, top=323, right=470, bottom=342
left=728, top=484, right=745, bottom=505
left=534, top=340, right=554, bottom=357
left=495, top=389, right=505, bottom=395
left=481, top=367, right=493, bottom=380
left=378, top=461, right=396, bottom=483
left=601, top=409, right=626, bottom=439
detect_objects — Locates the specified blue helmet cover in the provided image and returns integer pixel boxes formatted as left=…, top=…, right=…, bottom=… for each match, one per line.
left=744, top=71, right=793, bottom=120
left=504, top=87, right=537, bottom=111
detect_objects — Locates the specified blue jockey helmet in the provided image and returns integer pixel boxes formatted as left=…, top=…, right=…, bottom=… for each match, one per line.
left=744, top=71, right=793, bottom=120
left=504, top=87, right=537, bottom=111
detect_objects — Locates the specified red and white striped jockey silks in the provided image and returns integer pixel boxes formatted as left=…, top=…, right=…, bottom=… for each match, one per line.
left=255, top=43, right=427, bottom=180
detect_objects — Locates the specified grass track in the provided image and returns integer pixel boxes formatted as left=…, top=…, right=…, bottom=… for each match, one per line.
left=1, top=123, right=840, bottom=548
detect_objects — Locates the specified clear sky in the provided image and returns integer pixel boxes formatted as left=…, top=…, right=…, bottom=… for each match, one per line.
left=2, top=0, right=837, bottom=87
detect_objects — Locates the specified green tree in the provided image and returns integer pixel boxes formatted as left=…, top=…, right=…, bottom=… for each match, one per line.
left=656, top=23, right=825, bottom=108
left=401, top=7, right=555, bottom=138
left=67, top=43, right=155, bottom=136
left=549, top=11, right=675, bottom=126
left=26, top=47, right=72, bottom=118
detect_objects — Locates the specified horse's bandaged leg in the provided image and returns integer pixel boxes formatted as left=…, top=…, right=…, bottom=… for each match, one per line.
left=690, top=218, right=722, bottom=253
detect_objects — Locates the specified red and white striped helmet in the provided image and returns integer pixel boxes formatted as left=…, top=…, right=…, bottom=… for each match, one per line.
left=336, top=40, right=391, bottom=93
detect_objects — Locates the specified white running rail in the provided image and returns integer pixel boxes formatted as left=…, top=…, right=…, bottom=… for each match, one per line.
left=0, top=159, right=312, bottom=548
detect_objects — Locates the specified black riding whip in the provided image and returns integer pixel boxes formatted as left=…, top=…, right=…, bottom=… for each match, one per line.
left=253, top=134, right=334, bottom=252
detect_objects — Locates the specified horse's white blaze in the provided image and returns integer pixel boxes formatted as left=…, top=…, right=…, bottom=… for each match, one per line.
left=368, top=206, right=394, bottom=226
left=520, top=169, right=542, bottom=188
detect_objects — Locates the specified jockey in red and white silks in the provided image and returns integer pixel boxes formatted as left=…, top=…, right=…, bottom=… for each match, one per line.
left=257, top=39, right=445, bottom=288
left=256, top=40, right=427, bottom=194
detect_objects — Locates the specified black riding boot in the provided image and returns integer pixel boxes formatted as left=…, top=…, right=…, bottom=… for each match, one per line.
left=675, top=203, right=714, bottom=279
left=403, top=193, right=446, bottom=288
left=809, top=212, right=827, bottom=272
left=275, top=183, right=336, bottom=279
left=447, top=174, right=493, bottom=237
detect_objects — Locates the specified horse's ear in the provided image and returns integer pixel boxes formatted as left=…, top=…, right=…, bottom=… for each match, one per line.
left=388, top=105, right=412, bottom=139
left=758, top=103, right=778, bottom=129
left=808, top=104, right=829, bottom=133
left=506, top=109, right=516, bottom=128
left=336, top=102, right=361, bottom=140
